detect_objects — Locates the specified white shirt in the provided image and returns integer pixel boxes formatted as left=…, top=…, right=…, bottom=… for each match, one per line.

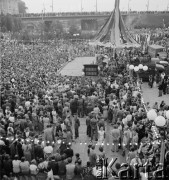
left=13, top=160, right=21, bottom=173
left=93, top=107, right=100, bottom=114
left=140, top=172, right=148, bottom=180
left=130, top=158, right=142, bottom=167
left=44, top=146, right=53, bottom=154
left=30, top=164, right=38, bottom=174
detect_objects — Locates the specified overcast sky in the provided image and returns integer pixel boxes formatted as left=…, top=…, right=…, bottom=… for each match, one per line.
left=23, top=0, right=169, bottom=13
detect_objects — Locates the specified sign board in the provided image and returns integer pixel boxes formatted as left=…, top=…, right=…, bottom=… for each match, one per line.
left=84, top=64, right=98, bottom=76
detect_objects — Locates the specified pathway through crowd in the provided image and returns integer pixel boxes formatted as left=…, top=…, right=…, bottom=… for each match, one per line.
left=60, top=56, right=169, bottom=166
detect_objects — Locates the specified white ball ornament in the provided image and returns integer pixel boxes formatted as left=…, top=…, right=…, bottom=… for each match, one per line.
left=134, top=66, right=139, bottom=72
left=155, top=116, right=166, bottom=127
left=138, top=64, right=143, bottom=69
left=143, top=66, right=148, bottom=71
left=129, top=65, right=134, bottom=70
left=147, top=109, right=157, bottom=121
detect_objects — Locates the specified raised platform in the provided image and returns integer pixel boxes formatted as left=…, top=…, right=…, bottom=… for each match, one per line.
left=60, top=56, right=96, bottom=76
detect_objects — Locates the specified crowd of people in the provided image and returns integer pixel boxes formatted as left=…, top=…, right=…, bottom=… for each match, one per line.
left=15, top=11, right=169, bottom=18
left=1, top=33, right=169, bottom=180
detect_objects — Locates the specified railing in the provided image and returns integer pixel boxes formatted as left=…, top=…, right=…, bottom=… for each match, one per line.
left=14, top=11, right=169, bottom=18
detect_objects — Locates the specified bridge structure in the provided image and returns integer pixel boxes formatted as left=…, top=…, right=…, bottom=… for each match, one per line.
left=17, top=11, right=169, bottom=31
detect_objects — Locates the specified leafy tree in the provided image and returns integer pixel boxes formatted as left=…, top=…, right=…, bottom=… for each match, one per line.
left=0, top=14, right=22, bottom=32
left=51, top=21, right=64, bottom=34
left=69, top=24, right=80, bottom=35
left=18, top=0, right=28, bottom=13
left=22, top=31, right=31, bottom=41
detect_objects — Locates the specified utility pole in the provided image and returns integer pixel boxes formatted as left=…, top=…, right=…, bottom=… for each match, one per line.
left=147, top=0, right=149, bottom=11
left=81, top=0, right=83, bottom=12
left=128, top=0, right=131, bottom=13
left=51, top=0, right=53, bottom=12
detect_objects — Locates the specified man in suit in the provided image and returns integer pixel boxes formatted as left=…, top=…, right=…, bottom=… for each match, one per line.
left=34, top=141, right=44, bottom=161
left=48, top=156, right=60, bottom=179
left=63, top=144, right=74, bottom=158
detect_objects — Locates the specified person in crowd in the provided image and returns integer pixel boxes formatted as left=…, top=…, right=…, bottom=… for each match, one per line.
left=44, top=124, right=55, bottom=145
left=74, top=160, right=83, bottom=180
left=19, top=157, right=30, bottom=180
left=89, top=145, right=97, bottom=167
left=30, top=159, right=39, bottom=180
left=86, top=114, right=91, bottom=138
left=63, top=144, right=74, bottom=158
left=111, top=124, right=120, bottom=152
left=126, top=146, right=137, bottom=164
left=22, top=140, right=32, bottom=162
left=47, top=156, right=60, bottom=180
left=43, top=142, right=53, bottom=158
left=90, top=114, right=98, bottom=141
left=65, top=157, right=75, bottom=180
left=74, top=114, right=80, bottom=139
left=0, top=33, right=169, bottom=180
left=75, top=153, right=81, bottom=164
left=97, top=126, right=105, bottom=146
left=58, top=155, right=66, bottom=180
left=2, top=154, right=12, bottom=177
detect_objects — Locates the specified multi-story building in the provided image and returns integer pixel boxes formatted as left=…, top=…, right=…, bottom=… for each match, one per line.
left=0, top=0, right=19, bottom=15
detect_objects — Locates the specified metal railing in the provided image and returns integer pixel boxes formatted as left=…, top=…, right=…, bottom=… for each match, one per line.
left=14, top=11, right=169, bottom=18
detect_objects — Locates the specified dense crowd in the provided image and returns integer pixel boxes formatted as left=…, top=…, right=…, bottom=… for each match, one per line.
left=1, top=35, right=169, bottom=180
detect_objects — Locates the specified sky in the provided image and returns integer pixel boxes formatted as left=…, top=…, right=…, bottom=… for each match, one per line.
left=23, top=0, right=169, bottom=13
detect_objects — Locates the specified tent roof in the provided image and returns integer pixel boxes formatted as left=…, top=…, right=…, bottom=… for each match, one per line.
left=93, top=0, right=140, bottom=48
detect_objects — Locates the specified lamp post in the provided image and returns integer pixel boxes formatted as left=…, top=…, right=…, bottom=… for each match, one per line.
left=95, top=0, right=98, bottom=12
left=81, top=0, right=83, bottom=12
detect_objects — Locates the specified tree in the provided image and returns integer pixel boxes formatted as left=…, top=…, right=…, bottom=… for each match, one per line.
left=51, top=21, right=64, bottom=34
left=0, top=14, right=22, bottom=32
left=69, top=24, right=80, bottom=35
left=18, top=0, right=28, bottom=13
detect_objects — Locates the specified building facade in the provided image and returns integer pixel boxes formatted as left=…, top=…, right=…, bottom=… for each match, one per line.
left=0, top=0, right=19, bottom=15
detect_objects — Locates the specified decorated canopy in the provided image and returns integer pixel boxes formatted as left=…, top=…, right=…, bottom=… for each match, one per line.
left=92, top=0, right=140, bottom=48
